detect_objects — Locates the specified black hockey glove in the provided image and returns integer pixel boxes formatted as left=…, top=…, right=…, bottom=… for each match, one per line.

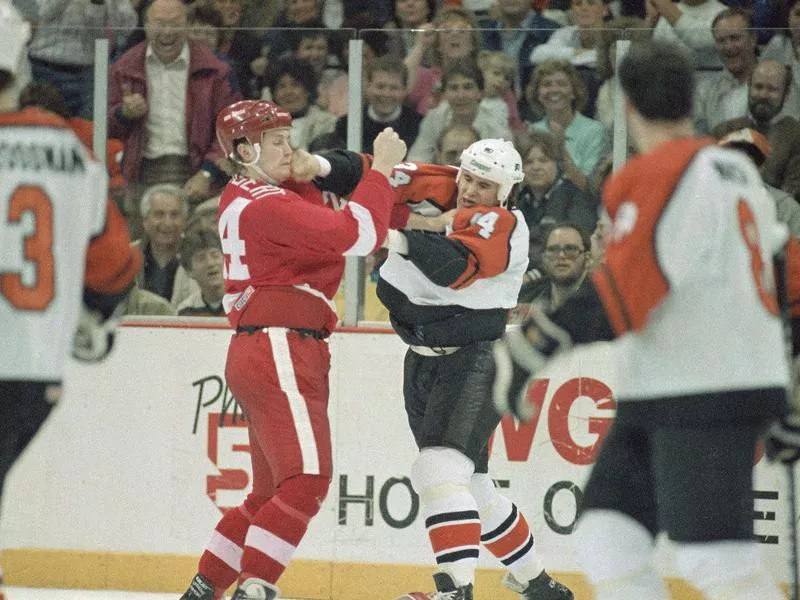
left=493, top=310, right=572, bottom=421
left=71, top=304, right=122, bottom=363
left=765, top=357, right=800, bottom=464
left=766, top=415, right=800, bottom=464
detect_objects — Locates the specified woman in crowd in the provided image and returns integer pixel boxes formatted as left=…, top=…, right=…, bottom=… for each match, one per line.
left=514, top=129, right=598, bottom=280
left=524, top=59, right=610, bottom=192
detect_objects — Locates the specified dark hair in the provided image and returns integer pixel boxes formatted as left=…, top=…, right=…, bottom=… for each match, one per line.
left=545, top=222, right=592, bottom=252
left=366, top=54, right=408, bottom=86
left=781, top=0, right=800, bottom=28
left=0, top=71, right=12, bottom=93
left=518, top=129, right=565, bottom=170
left=308, top=132, right=346, bottom=153
left=338, top=14, right=390, bottom=58
left=265, top=57, right=318, bottom=96
left=596, top=17, right=651, bottom=80
left=18, top=81, right=71, bottom=119
left=711, top=6, right=753, bottom=31
left=179, top=227, right=222, bottom=272
left=442, top=58, right=484, bottom=91
left=391, top=0, right=437, bottom=27
left=619, top=40, right=694, bottom=121
left=288, top=19, right=329, bottom=52
left=188, top=2, right=224, bottom=27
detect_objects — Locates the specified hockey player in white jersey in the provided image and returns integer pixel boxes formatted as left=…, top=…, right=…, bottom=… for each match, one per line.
left=0, top=3, right=141, bottom=597
left=494, top=40, right=800, bottom=600
left=378, top=139, right=574, bottom=600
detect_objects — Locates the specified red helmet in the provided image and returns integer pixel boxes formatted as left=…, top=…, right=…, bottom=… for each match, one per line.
left=215, top=100, right=292, bottom=159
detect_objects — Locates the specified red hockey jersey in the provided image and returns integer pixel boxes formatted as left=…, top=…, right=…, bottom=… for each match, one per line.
left=218, top=170, right=395, bottom=333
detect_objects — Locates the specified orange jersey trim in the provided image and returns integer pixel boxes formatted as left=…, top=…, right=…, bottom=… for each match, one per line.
left=787, top=236, right=800, bottom=319
left=593, top=137, right=714, bottom=335
left=0, top=106, right=71, bottom=129
left=84, top=201, right=141, bottom=295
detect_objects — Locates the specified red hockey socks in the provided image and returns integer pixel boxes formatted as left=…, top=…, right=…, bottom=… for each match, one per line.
left=239, top=475, right=329, bottom=585
left=198, top=493, right=268, bottom=598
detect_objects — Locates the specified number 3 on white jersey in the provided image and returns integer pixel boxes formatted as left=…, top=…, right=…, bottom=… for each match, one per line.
left=218, top=197, right=251, bottom=280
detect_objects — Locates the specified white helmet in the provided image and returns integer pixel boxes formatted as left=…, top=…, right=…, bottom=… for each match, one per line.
left=0, top=1, right=30, bottom=78
left=457, top=139, right=524, bottom=207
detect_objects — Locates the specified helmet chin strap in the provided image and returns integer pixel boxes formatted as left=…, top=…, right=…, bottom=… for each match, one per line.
left=240, top=142, right=279, bottom=184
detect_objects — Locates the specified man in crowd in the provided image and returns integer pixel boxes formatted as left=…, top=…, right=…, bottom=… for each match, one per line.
left=713, top=59, right=800, bottom=199
left=108, top=0, right=240, bottom=228
left=133, top=184, right=199, bottom=309
left=335, top=55, right=422, bottom=154
left=694, top=8, right=758, bottom=134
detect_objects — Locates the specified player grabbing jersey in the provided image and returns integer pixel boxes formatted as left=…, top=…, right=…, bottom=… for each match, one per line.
left=377, top=140, right=574, bottom=600
left=178, top=100, right=406, bottom=600
left=0, top=3, right=141, bottom=598
left=494, top=40, right=800, bottom=600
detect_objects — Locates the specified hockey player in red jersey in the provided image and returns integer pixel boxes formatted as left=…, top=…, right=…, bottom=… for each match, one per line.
left=494, top=40, right=800, bottom=600
left=0, top=4, right=142, bottom=599
left=377, top=140, right=574, bottom=600
left=178, top=100, right=406, bottom=600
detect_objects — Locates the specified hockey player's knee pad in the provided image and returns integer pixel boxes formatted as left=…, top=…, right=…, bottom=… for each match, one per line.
left=673, top=540, right=781, bottom=598
left=410, top=447, right=474, bottom=500
left=574, top=509, right=656, bottom=584
left=274, top=474, right=331, bottom=521
left=468, top=473, right=500, bottom=512
left=243, top=493, right=271, bottom=518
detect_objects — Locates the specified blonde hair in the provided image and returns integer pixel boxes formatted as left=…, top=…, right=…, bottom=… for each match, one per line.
left=477, top=50, right=515, bottom=84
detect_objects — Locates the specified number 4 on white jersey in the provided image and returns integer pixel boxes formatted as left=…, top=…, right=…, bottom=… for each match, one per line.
left=473, top=211, right=499, bottom=239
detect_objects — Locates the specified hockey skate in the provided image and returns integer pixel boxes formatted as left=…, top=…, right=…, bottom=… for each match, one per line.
left=230, top=577, right=279, bottom=600
left=428, top=571, right=473, bottom=600
left=179, top=573, right=219, bottom=600
left=503, top=571, right=574, bottom=600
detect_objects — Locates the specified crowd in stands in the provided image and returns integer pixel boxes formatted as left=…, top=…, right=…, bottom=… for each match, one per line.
left=10, top=0, right=800, bottom=319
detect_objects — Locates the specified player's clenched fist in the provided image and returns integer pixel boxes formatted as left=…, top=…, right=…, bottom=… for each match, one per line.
left=372, top=127, right=407, bottom=177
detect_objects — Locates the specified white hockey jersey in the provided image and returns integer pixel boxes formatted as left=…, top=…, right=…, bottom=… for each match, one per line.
left=380, top=206, right=530, bottom=310
left=593, top=138, right=790, bottom=399
left=1, top=108, right=123, bottom=380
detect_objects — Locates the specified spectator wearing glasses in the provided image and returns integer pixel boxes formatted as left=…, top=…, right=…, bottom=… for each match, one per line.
left=511, top=223, right=591, bottom=323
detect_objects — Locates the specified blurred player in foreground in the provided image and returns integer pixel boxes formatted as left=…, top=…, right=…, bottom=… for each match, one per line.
left=0, top=3, right=141, bottom=599
left=493, top=39, right=800, bottom=600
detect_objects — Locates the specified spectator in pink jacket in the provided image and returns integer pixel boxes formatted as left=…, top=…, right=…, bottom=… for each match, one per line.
left=108, top=0, right=240, bottom=233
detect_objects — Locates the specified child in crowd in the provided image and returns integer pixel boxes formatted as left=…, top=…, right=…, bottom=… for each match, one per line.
left=477, top=50, right=523, bottom=133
